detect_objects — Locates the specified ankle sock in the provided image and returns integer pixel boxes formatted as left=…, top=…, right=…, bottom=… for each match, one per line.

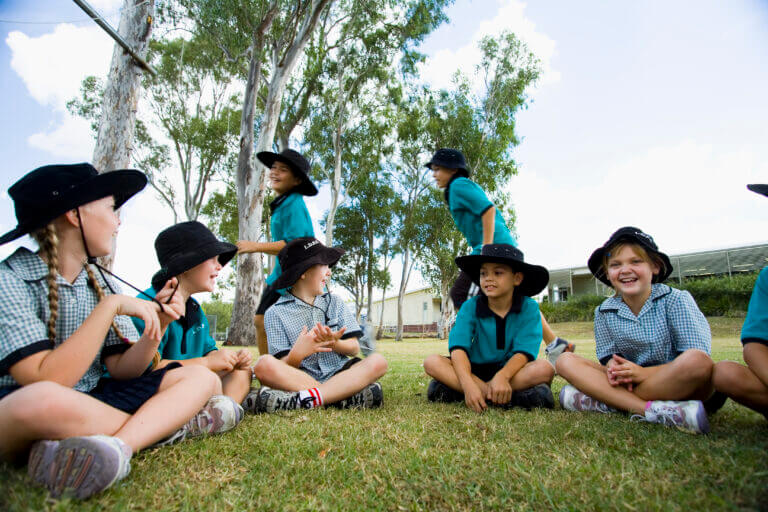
left=299, top=388, right=323, bottom=408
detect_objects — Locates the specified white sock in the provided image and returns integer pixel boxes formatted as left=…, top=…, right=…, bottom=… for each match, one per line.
left=298, top=388, right=323, bottom=408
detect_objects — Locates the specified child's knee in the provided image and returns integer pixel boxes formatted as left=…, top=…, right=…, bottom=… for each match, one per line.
left=422, top=354, right=444, bottom=377
left=365, top=353, right=388, bottom=379
left=530, top=358, right=555, bottom=383
left=8, top=382, right=79, bottom=432
left=554, top=351, right=578, bottom=377
left=176, top=364, right=221, bottom=395
left=712, top=360, right=746, bottom=394
left=676, top=349, right=713, bottom=382
left=252, top=354, right=279, bottom=381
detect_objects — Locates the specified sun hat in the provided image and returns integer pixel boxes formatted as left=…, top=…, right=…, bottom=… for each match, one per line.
left=0, top=163, right=146, bottom=246
left=455, top=244, right=549, bottom=297
left=151, top=221, right=237, bottom=290
left=587, top=226, right=673, bottom=286
left=257, top=149, right=318, bottom=197
left=272, top=237, right=345, bottom=289
left=424, top=148, right=470, bottom=177
left=747, top=184, right=768, bottom=197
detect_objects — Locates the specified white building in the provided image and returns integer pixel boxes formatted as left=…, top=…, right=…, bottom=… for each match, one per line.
left=368, top=287, right=442, bottom=333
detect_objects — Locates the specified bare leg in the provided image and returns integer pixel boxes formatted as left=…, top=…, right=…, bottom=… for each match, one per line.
left=254, top=353, right=388, bottom=403
left=254, top=315, right=268, bottom=356
left=220, top=369, right=252, bottom=403
left=509, top=359, right=555, bottom=389
left=541, top=312, right=556, bottom=344
left=423, top=354, right=490, bottom=395
left=632, top=350, right=713, bottom=401
left=713, top=344, right=768, bottom=416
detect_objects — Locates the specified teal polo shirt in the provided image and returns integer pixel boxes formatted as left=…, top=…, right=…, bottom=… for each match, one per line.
left=742, top=266, right=768, bottom=346
left=445, top=176, right=516, bottom=255
left=132, top=287, right=217, bottom=360
left=267, top=192, right=315, bottom=286
left=448, top=293, right=542, bottom=365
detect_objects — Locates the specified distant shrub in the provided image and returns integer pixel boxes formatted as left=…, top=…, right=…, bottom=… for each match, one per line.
left=539, top=295, right=605, bottom=323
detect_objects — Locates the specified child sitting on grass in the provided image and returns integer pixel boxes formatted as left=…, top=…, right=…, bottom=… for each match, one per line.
left=712, top=184, right=768, bottom=419
left=556, top=227, right=714, bottom=434
left=245, top=238, right=388, bottom=412
left=133, top=221, right=253, bottom=405
left=423, top=244, right=556, bottom=413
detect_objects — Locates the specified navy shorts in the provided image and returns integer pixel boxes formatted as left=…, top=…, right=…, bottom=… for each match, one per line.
left=256, top=283, right=282, bottom=315
left=442, top=355, right=504, bottom=382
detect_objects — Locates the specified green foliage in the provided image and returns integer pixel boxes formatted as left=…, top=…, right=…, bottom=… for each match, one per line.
left=201, top=299, right=233, bottom=332
left=539, top=294, right=606, bottom=323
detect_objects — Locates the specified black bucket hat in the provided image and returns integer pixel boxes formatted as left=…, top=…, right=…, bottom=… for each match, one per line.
left=273, top=237, right=345, bottom=289
left=257, top=149, right=318, bottom=197
left=151, top=221, right=237, bottom=290
left=424, top=148, right=470, bottom=177
left=455, top=244, right=549, bottom=297
left=587, top=226, right=673, bottom=286
left=748, top=184, right=768, bottom=197
left=0, top=163, right=146, bottom=246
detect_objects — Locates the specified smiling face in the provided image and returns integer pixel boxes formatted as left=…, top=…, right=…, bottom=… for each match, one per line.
left=430, top=164, right=459, bottom=189
left=479, top=262, right=523, bottom=299
left=605, top=244, right=660, bottom=300
left=78, top=195, right=120, bottom=257
left=181, top=256, right=223, bottom=295
left=269, top=160, right=303, bottom=195
left=299, top=264, right=331, bottom=297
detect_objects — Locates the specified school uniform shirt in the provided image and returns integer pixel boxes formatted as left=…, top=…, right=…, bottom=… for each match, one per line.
left=132, top=287, right=217, bottom=360
left=264, top=292, right=363, bottom=382
left=445, top=176, right=516, bottom=255
left=266, top=192, right=315, bottom=287
left=0, top=248, right=138, bottom=396
left=448, top=293, right=542, bottom=365
left=741, top=266, right=768, bottom=346
left=594, top=283, right=711, bottom=367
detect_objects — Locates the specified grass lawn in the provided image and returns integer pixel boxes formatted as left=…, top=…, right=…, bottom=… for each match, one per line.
left=2, top=318, right=766, bottom=511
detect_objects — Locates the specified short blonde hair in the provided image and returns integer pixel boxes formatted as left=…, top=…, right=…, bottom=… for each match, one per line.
left=602, top=242, right=667, bottom=284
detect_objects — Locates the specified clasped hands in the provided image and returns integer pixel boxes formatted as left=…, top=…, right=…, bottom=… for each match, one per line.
left=606, top=354, right=648, bottom=392
left=293, top=323, right=347, bottom=359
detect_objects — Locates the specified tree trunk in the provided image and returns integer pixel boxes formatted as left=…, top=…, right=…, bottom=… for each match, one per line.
left=437, top=280, right=453, bottom=339
left=325, top=77, right=346, bottom=246
left=395, top=248, right=412, bottom=341
left=92, top=0, right=154, bottom=270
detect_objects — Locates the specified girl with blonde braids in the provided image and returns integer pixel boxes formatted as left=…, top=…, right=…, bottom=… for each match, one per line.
left=0, top=163, right=241, bottom=500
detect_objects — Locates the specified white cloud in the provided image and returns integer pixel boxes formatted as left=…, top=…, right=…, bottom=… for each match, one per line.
left=508, top=139, right=768, bottom=272
left=28, top=115, right=96, bottom=159
left=420, top=0, right=559, bottom=93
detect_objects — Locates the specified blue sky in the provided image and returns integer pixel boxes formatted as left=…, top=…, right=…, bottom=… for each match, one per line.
left=1, top=0, right=767, bottom=298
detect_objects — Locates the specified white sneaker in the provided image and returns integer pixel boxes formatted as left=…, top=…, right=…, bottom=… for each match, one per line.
left=43, top=435, right=132, bottom=499
left=634, top=400, right=710, bottom=434
left=186, top=395, right=244, bottom=437
left=558, top=384, right=618, bottom=414
left=545, top=337, right=575, bottom=366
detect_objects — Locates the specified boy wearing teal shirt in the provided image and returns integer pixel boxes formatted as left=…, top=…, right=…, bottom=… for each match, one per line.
left=712, top=184, right=768, bottom=418
left=426, top=148, right=573, bottom=364
left=238, top=149, right=317, bottom=356
left=423, top=244, right=555, bottom=413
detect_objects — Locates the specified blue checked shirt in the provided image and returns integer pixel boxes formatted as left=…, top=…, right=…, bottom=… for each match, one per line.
left=264, top=292, right=363, bottom=382
left=594, top=283, right=711, bottom=367
left=0, top=248, right=139, bottom=395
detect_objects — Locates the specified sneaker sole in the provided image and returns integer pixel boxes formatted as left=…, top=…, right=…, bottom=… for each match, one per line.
left=48, top=437, right=123, bottom=499
left=28, top=440, right=57, bottom=487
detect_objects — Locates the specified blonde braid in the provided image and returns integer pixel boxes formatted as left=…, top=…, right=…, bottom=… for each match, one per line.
left=85, top=264, right=161, bottom=369
left=31, top=224, right=59, bottom=341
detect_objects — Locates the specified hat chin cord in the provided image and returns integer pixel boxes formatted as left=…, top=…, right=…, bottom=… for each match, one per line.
left=76, top=207, right=167, bottom=313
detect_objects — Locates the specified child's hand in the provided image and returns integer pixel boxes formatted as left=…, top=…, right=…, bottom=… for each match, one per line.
left=463, top=381, right=488, bottom=413
left=153, top=278, right=185, bottom=328
left=605, top=357, right=623, bottom=387
left=486, top=374, right=513, bottom=405
left=311, top=323, right=346, bottom=347
left=236, top=241, right=257, bottom=254
left=112, top=295, right=173, bottom=343
left=608, top=354, right=646, bottom=391
left=292, top=326, right=332, bottom=361
left=234, top=348, right=253, bottom=370
left=206, top=349, right=238, bottom=372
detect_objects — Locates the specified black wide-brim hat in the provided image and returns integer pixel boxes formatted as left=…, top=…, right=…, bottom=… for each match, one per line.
left=587, top=226, right=673, bottom=286
left=257, top=149, right=318, bottom=197
left=424, top=148, right=470, bottom=176
left=748, top=184, right=768, bottom=197
left=151, top=221, right=238, bottom=290
left=0, top=163, right=147, bottom=246
left=273, top=237, right=345, bottom=289
left=456, top=244, right=549, bottom=297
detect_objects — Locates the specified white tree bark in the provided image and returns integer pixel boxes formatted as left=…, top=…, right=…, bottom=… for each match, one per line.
left=92, top=0, right=154, bottom=269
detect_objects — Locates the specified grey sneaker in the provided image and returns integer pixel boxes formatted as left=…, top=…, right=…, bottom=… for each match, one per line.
left=426, top=379, right=464, bottom=403
left=558, top=384, right=618, bottom=413
left=28, top=439, right=58, bottom=486
left=634, top=400, right=710, bottom=434
left=185, top=395, right=244, bottom=437
left=509, top=384, right=555, bottom=410
left=253, top=387, right=316, bottom=413
left=44, top=435, right=131, bottom=499
left=242, top=386, right=260, bottom=414
left=545, top=337, right=575, bottom=366
left=330, top=382, right=383, bottom=409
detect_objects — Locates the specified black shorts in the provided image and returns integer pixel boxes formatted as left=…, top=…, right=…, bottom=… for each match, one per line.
left=450, top=271, right=482, bottom=310
left=443, top=355, right=503, bottom=382
left=331, top=357, right=362, bottom=377
left=256, top=283, right=282, bottom=315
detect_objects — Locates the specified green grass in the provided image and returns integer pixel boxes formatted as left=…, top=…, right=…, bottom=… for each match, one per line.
left=2, top=318, right=767, bottom=511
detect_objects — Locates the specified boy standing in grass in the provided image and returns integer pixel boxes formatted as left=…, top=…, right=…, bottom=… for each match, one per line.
left=423, top=244, right=556, bottom=413
left=712, top=184, right=768, bottom=419
left=426, top=148, right=572, bottom=365
left=245, top=238, right=388, bottom=412
left=237, top=149, right=317, bottom=355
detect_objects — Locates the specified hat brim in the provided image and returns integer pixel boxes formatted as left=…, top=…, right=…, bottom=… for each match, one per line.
left=587, top=243, right=673, bottom=287
left=257, top=152, right=318, bottom=197
left=455, top=254, right=549, bottom=297
left=747, top=184, right=768, bottom=197
left=151, top=239, right=237, bottom=290
left=424, top=158, right=470, bottom=176
left=272, top=246, right=346, bottom=289
left=0, top=169, right=147, bottom=246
